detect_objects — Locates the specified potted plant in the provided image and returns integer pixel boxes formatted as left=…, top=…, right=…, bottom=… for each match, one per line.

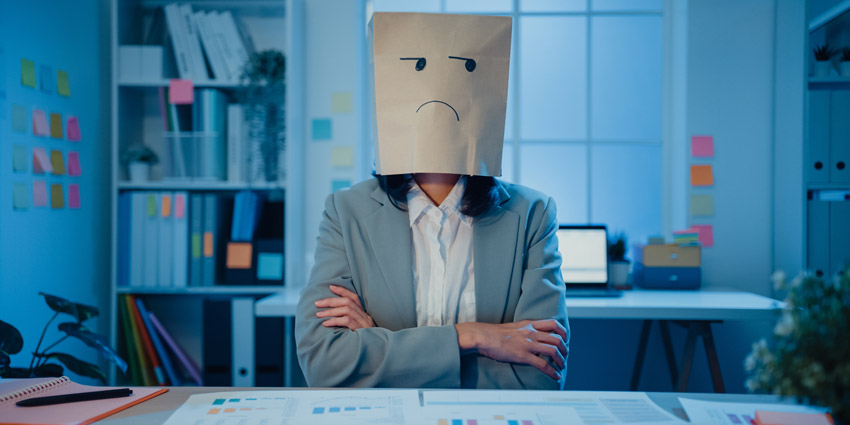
left=238, top=49, right=286, bottom=183
left=746, top=266, right=850, bottom=423
left=121, top=145, right=158, bottom=183
left=813, top=43, right=834, bottom=77
left=0, top=293, right=126, bottom=383
left=607, top=233, right=631, bottom=289
left=841, top=48, right=850, bottom=77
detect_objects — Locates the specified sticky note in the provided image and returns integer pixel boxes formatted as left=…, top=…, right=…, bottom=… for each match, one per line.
left=692, top=224, right=714, bottom=247
left=13, top=183, right=29, bottom=210
left=331, top=146, right=354, bottom=167
left=257, top=253, right=283, bottom=280
left=32, top=109, right=49, bottom=136
left=691, top=135, right=714, bottom=157
left=175, top=194, right=186, bottom=218
left=33, top=181, right=48, bottom=207
left=57, top=70, right=70, bottom=96
left=67, top=116, right=81, bottom=141
left=161, top=194, right=172, bottom=217
left=68, top=184, right=81, bottom=209
left=169, top=79, right=194, bottom=104
left=203, top=232, right=214, bottom=257
left=226, top=242, right=253, bottom=269
left=49, top=113, right=63, bottom=139
left=67, top=151, right=81, bottom=176
left=12, top=104, right=26, bottom=133
left=50, top=184, right=64, bottom=209
left=312, top=118, right=332, bottom=140
left=40, top=64, right=55, bottom=93
left=690, top=194, right=714, bottom=216
left=50, top=150, right=66, bottom=175
left=690, top=164, right=714, bottom=186
left=21, top=59, right=36, bottom=88
left=32, top=148, right=53, bottom=174
left=331, top=92, right=353, bottom=113
left=13, top=145, right=28, bottom=172
left=332, top=179, right=351, bottom=192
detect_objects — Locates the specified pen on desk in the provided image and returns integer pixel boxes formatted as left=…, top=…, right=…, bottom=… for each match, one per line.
left=15, top=388, right=133, bottom=407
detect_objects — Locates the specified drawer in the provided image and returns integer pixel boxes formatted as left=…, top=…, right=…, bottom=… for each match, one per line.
left=634, top=244, right=701, bottom=267
left=633, top=264, right=701, bottom=290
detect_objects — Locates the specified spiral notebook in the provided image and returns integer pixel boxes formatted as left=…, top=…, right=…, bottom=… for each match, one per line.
left=0, top=376, right=167, bottom=425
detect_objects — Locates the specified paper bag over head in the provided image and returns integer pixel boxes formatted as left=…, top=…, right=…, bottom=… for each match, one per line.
left=369, top=12, right=512, bottom=176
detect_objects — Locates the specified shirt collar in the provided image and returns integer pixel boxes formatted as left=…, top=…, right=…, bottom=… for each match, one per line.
left=407, top=176, right=472, bottom=227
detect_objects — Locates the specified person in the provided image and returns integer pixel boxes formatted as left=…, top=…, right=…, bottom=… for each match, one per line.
left=294, top=12, right=569, bottom=389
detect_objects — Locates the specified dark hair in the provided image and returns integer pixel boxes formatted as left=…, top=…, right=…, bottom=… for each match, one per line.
left=374, top=173, right=502, bottom=218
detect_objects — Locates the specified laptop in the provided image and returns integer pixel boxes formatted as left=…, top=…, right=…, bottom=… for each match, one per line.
left=557, top=225, right=623, bottom=298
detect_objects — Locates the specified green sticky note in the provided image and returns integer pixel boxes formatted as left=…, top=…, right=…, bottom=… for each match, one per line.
left=331, top=179, right=351, bottom=193
left=21, top=59, right=36, bottom=88
left=331, top=92, right=353, bottom=114
left=690, top=194, right=714, bottom=216
left=13, top=145, right=28, bottom=172
left=13, top=182, right=29, bottom=210
left=257, top=253, right=283, bottom=280
left=191, top=234, right=202, bottom=258
left=147, top=194, right=156, bottom=216
left=312, top=118, right=332, bottom=140
left=57, top=70, right=70, bottom=96
left=11, top=104, right=26, bottom=133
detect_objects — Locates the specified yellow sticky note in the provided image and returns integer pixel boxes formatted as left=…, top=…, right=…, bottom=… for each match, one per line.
left=331, top=92, right=353, bottom=114
left=690, top=165, right=714, bottom=186
left=21, top=59, right=36, bottom=88
left=50, top=113, right=63, bottom=139
left=50, top=150, right=66, bottom=175
left=331, top=146, right=354, bottom=168
left=690, top=194, right=714, bottom=216
left=50, top=184, right=65, bottom=209
left=57, top=70, right=70, bottom=96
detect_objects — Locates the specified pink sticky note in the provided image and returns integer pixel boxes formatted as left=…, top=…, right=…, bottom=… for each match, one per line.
left=68, top=184, right=81, bottom=209
left=691, top=135, right=714, bottom=157
left=692, top=224, right=714, bottom=247
left=168, top=79, right=194, bottom=104
left=67, top=116, right=81, bottom=141
left=32, top=147, right=53, bottom=174
left=32, top=109, right=49, bottom=136
left=68, top=151, right=82, bottom=176
left=33, top=181, right=48, bottom=207
left=175, top=193, right=186, bottom=218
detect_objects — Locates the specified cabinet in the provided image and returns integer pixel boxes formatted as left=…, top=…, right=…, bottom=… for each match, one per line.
left=807, top=90, right=850, bottom=185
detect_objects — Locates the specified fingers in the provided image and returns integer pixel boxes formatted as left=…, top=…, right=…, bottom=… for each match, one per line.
left=532, top=319, right=567, bottom=341
left=329, top=285, right=363, bottom=309
left=530, top=342, right=565, bottom=370
left=526, top=354, right=561, bottom=380
left=321, top=316, right=364, bottom=330
left=534, top=332, right=567, bottom=358
left=318, top=306, right=371, bottom=329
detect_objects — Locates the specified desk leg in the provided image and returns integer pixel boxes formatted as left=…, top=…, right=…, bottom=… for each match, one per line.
left=629, top=319, right=653, bottom=391
left=284, top=316, right=293, bottom=387
left=701, top=322, right=725, bottom=393
left=659, top=320, right=678, bottom=388
left=676, top=322, right=699, bottom=392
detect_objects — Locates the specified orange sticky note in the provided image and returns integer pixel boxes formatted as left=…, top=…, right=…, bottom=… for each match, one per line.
left=690, top=164, right=714, bottom=186
left=169, top=79, right=194, bottom=104
left=226, top=242, right=253, bottom=269
left=50, top=113, right=63, bottom=139
left=50, top=150, right=66, bottom=175
left=203, top=232, right=214, bottom=257
left=68, top=184, right=81, bottom=209
left=50, top=184, right=64, bottom=209
left=67, top=151, right=81, bottom=176
left=692, top=224, right=714, bottom=247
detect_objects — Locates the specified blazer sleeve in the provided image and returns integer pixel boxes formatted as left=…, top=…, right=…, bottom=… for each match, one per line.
left=294, top=193, right=462, bottom=388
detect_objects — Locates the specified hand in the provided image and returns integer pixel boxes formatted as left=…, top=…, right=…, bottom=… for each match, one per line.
left=315, top=285, right=375, bottom=330
left=455, top=319, right=567, bottom=380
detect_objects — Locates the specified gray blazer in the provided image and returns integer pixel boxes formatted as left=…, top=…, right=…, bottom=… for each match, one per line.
left=295, top=178, right=569, bottom=389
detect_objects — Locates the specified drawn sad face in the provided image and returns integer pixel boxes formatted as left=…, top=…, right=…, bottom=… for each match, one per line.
left=371, top=13, right=512, bottom=176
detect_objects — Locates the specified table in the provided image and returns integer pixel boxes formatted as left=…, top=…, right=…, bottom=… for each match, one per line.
left=99, top=386, right=787, bottom=424
left=254, top=289, right=785, bottom=392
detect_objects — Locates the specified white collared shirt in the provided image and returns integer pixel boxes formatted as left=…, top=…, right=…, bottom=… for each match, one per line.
left=408, top=177, right=476, bottom=327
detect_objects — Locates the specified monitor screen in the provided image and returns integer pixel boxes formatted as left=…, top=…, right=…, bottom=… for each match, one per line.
left=556, top=227, right=608, bottom=284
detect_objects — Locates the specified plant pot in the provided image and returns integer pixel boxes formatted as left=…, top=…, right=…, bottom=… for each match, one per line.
left=128, top=161, right=150, bottom=183
left=841, top=61, right=850, bottom=77
left=608, top=261, right=631, bottom=288
left=814, top=60, right=833, bottom=77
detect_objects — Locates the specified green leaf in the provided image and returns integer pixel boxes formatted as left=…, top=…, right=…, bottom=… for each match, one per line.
left=33, top=363, right=64, bottom=378
left=58, top=323, right=127, bottom=373
left=40, top=293, right=99, bottom=323
left=0, top=319, right=24, bottom=367
left=39, top=352, right=106, bottom=383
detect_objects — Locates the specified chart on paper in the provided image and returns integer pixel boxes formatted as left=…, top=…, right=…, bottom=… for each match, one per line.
left=162, top=392, right=294, bottom=425
left=420, top=405, right=581, bottom=425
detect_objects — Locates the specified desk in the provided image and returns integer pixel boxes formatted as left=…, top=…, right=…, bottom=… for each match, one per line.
left=254, top=289, right=785, bottom=392
left=99, top=386, right=787, bottom=425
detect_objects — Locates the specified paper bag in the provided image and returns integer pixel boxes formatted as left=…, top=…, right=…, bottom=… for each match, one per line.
left=370, top=12, right=512, bottom=176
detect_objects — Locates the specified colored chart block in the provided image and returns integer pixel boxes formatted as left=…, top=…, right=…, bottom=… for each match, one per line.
left=690, top=165, right=714, bottom=186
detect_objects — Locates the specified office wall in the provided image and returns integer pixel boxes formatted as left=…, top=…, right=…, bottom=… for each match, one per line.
left=0, top=1, right=110, bottom=384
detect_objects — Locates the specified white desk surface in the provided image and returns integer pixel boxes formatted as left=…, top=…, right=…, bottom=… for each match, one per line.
left=255, top=288, right=784, bottom=321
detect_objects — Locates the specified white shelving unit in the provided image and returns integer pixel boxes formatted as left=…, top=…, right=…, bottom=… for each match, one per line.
left=108, top=0, right=306, bottom=386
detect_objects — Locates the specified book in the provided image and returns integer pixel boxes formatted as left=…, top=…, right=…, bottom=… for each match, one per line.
left=227, top=104, right=244, bottom=182
left=219, top=11, right=249, bottom=77
left=117, top=295, right=141, bottom=385
left=126, top=295, right=167, bottom=386
left=179, top=3, right=208, bottom=81
left=0, top=376, right=167, bottom=425
left=122, top=295, right=152, bottom=386
left=163, top=3, right=191, bottom=79
left=147, top=311, right=203, bottom=386
left=157, top=192, right=174, bottom=288
left=142, top=193, right=159, bottom=287
left=189, top=194, right=204, bottom=286
left=129, top=192, right=146, bottom=288
left=172, top=192, right=189, bottom=288
left=202, top=194, right=218, bottom=286
left=135, top=298, right=180, bottom=386
left=194, top=11, right=231, bottom=81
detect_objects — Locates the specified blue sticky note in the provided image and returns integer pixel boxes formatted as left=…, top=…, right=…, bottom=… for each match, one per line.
left=257, top=253, right=283, bottom=280
left=13, top=182, right=29, bottom=210
left=39, top=64, right=55, bottom=93
left=331, top=179, right=351, bottom=193
left=13, top=145, right=28, bottom=172
left=312, top=118, right=332, bottom=141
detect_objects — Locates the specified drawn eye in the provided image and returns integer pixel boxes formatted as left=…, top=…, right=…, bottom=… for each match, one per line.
left=449, top=56, right=476, bottom=72
left=400, top=57, right=427, bottom=71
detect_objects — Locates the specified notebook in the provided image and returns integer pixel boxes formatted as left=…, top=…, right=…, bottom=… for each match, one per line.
left=0, top=376, right=167, bottom=425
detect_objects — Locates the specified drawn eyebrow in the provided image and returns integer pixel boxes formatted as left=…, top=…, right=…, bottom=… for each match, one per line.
left=448, top=56, right=473, bottom=61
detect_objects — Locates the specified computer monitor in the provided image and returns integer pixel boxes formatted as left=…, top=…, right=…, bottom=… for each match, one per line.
left=556, top=225, right=608, bottom=286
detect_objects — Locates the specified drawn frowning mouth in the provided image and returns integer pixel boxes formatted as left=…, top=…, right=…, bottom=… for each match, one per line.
left=416, top=100, right=460, bottom=122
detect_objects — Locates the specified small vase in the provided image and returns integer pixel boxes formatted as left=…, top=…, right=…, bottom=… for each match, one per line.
left=608, top=261, right=631, bottom=289
left=841, top=61, right=850, bottom=77
left=128, top=162, right=150, bottom=183
left=814, top=60, right=833, bottom=77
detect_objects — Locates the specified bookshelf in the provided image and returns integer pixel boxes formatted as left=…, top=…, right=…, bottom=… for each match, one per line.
left=108, top=0, right=306, bottom=386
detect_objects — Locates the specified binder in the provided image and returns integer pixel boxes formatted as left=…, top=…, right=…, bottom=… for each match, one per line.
left=202, top=298, right=232, bottom=386
left=129, top=192, right=146, bottom=288
left=126, top=295, right=167, bottom=386
left=163, top=3, right=192, bottom=79
left=158, top=192, right=173, bottom=288
left=117, top=193, right=131, bottom=287
left=807, top=90, right=829, bottom=184
left=179, top=3, right=208, bottom=81
left=231, top=297, right=255, bottom=386
left=190, top=194, right=204, bottom=286
left=203, top=193, right=218, bottom=286
left=172, top=192, right=189, bottom=288
left=830, top=91, right=850, bottom=184
left=143, top=193, right=160, bottom=287
left=136, top=298, right=180, bottom=386
left=807, top=200, right=830, bottom=278
left=148, top=311, right=203, bottom=386
left=255, top=317, right=285, bottom=386
left=227, top=104, right=244, bottom=182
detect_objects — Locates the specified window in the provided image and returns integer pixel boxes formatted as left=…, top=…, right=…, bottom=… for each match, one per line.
left=370, top=0, right=665, bottom=248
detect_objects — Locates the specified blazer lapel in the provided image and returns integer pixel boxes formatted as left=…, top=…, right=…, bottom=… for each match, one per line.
left=364, top=186, right=417, bottom=328
left=474, top=182, right=519, bottom=323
